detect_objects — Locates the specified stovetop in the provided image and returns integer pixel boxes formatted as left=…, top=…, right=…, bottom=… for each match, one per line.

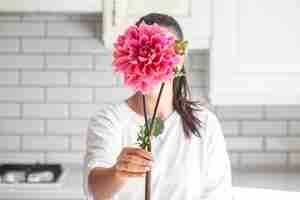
left=0, top=163, right=63, bottom=184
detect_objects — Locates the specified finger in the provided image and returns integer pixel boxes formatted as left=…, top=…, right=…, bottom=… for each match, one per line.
left=117, top=160, right=151, bottom=173
left=125, top=147, right=153, bottom=161
left=116, top=170, right=146, bottom=178
left=117, top=147, right=129, bottom=160
left=121, top=155, right=152, bottom=166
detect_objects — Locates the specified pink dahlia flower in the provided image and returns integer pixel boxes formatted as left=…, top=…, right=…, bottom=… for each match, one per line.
left=112, top=23, right=181, bottom=94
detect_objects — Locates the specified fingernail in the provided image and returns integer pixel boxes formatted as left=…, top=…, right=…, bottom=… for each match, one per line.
left=146, top=167, right=151, bottom=171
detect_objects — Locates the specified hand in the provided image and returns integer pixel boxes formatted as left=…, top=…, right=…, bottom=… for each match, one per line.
left=113, top=147, right=154, bottom=179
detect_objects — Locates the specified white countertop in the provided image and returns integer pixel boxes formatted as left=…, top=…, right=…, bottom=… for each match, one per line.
left=0, top=164, right=300, bottom=200
left=232, top=166, right=300, bottom=192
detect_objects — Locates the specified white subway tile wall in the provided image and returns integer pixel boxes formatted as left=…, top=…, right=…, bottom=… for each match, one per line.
left=0, top=13, right=299, bottom=168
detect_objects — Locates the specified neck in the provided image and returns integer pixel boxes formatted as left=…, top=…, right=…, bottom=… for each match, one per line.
left=134, top=89, right=174, bottom=121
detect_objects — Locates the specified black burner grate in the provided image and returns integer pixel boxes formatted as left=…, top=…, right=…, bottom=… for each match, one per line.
left=0, top=163, right=63, bottom=183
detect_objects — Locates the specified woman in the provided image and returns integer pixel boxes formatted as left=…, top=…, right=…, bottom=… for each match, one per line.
left=83, top=13, right=233, bottom=200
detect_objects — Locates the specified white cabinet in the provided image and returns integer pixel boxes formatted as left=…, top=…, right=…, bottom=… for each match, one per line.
left=102, top=0, right=211, bottom=49
left=210, top=0, right=300, bottom=105
left=0, top=0, right=102, bottom=12
left=0, top=0, right=211, bottom=50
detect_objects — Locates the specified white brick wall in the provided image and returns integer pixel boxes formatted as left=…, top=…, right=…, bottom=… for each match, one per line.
left=0, top=71, right=19, bottom=85
left=0, top=38, right=19, bottom=52
left=46, top=55, right=93, bottom=70
left=241, top=121, right=287, bottom=136
left=289, top=121, right=300, bottom=135
left=47, top=88, right=93, bottom=102
left=46, top=120, right=87, bottom=135
left=0, top=152, right=44, bottom=164
left=220, top=121, right=239, bottom=136
left=70, top=72, right=116, bottom=86
left=22, top=38, right=69, bottom=53
left=240, top=153, right=287, bottom=167
left=0, top=136, right=20, bottom=151
left=45, top=152, right=84, bottom=164
left=70, top=103, right=106, bottom=119
left=0, top=55, right=43, bottom=69
left=215, top=106, right=264, bottom=120
left=0, top=119, right=44, bottom=135
left=23, top=104, right=68, bottom=119
left=0, top=103, right=20, bottom=117
left=47, top=22, right=95, bottom=37
left=0, top=13, right=299, bottom=168
left=70, top=38, right=106, bottom=53
left=95, top=87, right=133, bottom=102
left=0, top=22, right=44, bottom=36
left=225, top=137, right=264, bottom=152
left=22, top=136, right=69, bottom=151
left=21, top=71, right=68, bottom=86
left=0, top=87, right=44, bottom=102
left=266, top=137, right=300, bottom=151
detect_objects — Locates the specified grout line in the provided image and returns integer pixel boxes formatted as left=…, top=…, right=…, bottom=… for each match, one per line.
left=237, top=120, right=242, bottom=136
left=68, top=135, right=72, bottom=152
left=43, top=53, right=47, bottom=71
left=19, top=135, right=23, bottom=152
left=68, top=104, right=71, bottom=120
left=18, top=69, right=22, bottom=85
left=286, top=120, right=290, bottom=136
left=44, top=151, right=48, bottom=163
left=92, top=54, right=96, bottom=71
left=43, top=87, right=47, bottom=103
left=19, top=102, right=23, bottom=119
left=237, top=152, right=241, bottom=168
left=44, top=119, right=47, bottom=135
left=19, top=36, right=23, bottom=53
left=286, top=152, right=290, bottom=167
left=67, top=71, right=71, bottom=86
left=68, top=38, right=71, bottom=55
left=92, top=87, right=96, bottom=103
left=262, top=105, right=267, bottom=120
left=262, top=136, right=266, bottom=152
left=44, top=20, right=48, bottom=38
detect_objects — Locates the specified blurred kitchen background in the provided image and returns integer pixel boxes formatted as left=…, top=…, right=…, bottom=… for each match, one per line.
left=0, top=12, right=299, bottom=169
left=0, top=0, right=300, bottom=199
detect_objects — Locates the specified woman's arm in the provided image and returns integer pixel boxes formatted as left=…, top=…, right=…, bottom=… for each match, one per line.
left=83, top=105, right=153, bottom=200
left=89, top=146, right=153, bottom=200
left=88, top=166, right=126, bottom=200
left=83, top=105, right=123, bottom=200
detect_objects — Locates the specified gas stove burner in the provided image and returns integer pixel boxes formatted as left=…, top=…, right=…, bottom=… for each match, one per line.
left=0, top=163, right=63, bottom=184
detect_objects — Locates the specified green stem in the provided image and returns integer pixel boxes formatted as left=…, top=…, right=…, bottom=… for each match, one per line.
left=143, top=82, right=165, bottom=200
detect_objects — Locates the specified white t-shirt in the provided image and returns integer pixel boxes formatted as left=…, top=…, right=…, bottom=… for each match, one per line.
left=83, top=99, right=234, bottom=200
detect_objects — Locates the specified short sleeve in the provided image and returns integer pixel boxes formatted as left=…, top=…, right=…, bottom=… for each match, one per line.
left=200, top=110, right=234, bottom=200
left=82, top=105, right=122, bottom=200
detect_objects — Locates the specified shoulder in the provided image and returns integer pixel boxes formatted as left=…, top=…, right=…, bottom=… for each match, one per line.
left=193, top=105, right=222, bottom=139
left=194, top=105, right=220, bottom=126
left=88, top=101, right=125, bottom=126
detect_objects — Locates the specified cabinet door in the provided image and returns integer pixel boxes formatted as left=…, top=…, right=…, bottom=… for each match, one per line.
left=102, top=0, right=210, bottom=49
left=210, top=0, right=300, bottom=105
left=0, top=0, right=102, bottom=12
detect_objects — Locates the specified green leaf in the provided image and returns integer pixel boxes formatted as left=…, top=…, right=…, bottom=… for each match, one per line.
left=135, top=116, right=165, bottom=149
left=152, top=117, right=164, bottom=137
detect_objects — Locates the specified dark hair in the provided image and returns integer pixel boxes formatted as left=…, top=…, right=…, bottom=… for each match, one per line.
left=135, top=13, right=205, bottom=139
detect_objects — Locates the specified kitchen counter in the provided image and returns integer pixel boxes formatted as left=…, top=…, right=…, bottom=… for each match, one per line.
left=232, top=166, right=300, bottom=192
left=0, top=164, right=299, bottom=200
left=0, top=165, right=84, bottom=200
